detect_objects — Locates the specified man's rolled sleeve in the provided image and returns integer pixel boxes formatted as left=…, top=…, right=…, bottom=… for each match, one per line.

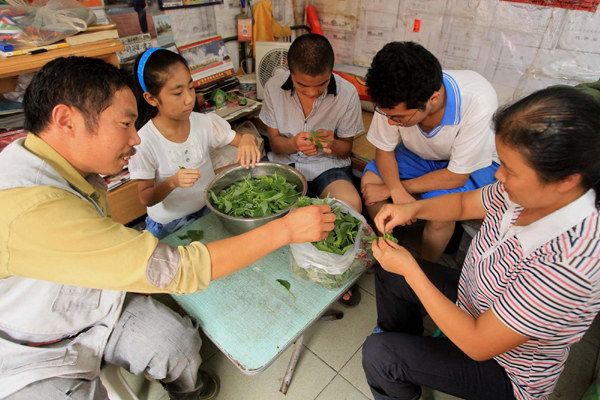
left=2, top=189, right=211, bottom=294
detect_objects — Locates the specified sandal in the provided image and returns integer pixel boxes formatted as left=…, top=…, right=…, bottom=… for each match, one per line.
left=338, top=285, right=361, bottom=308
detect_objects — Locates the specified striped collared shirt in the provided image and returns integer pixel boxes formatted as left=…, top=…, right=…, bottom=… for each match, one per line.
left=259, top=72, right=364, bottom=181
left=459, top=181, right=600, bottom=400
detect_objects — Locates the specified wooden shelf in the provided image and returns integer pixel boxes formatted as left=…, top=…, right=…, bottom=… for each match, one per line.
left=0, top=39, right=124, bottom=92
left=107, top=180, right=146, bottom=225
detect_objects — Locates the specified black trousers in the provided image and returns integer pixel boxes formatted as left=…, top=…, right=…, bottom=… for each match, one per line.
left=362, top=261, right=517, bottom=400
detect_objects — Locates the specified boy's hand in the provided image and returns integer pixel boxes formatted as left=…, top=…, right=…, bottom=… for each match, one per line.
left=171, top=168, right=201, bottom=188
left=293, top=132, right=319, bottom=156
left=362, top=183, right=391, bottom=205
left=313, top=129, right=334, bottom=154
left=375, top=203, right=420, bottom=233
left=236, top=134, right=261, bottom=169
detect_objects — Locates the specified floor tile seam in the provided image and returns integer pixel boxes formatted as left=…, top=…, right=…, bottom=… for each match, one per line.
left=336, top=373, right=371, bottom=400
left=303, top=344, right=343, bottom=373
left=312, top=373, right=339, bottom=400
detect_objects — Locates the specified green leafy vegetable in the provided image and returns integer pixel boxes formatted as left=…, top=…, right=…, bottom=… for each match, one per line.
left=179, top=166, right=186, bottom=169
left=208, top=173, right=301, bottom=218
left=309, top=131, right=332, bottom=150
left=296, top=195, right=362, bottom=255
left=178, top=230, right=204, bottom=244
left=276, top=279, right=296, bottom=302
left=364, top=232, right=399, bottom=249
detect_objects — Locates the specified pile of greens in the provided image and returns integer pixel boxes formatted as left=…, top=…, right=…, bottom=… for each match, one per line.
left=296, top=196, right=362, bottom=255
left=292, top=255, right=366, bottom=289
left=208, top=173, right=301, bottom=218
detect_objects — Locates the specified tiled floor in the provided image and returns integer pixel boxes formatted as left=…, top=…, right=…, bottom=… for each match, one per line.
left=120, top=220, right=599, bottom=400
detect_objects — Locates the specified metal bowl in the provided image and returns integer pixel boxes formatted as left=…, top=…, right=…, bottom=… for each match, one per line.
left=204, top=162, right=307, bottom=235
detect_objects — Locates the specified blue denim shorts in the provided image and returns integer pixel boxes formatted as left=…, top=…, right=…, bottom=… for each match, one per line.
left=145, top=206, right=211, bottom=240
left=304, top=166, right=354, bottom=198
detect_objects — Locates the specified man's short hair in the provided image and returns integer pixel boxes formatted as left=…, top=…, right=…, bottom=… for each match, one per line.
left=366, top=41, right=443, bottom=110
left=287, top=34, right=335, bottom=76
left=24, top=56, right=135, bottom=135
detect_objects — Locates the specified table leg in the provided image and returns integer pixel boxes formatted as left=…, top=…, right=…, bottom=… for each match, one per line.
left=279, top=334, right=305, bottom=395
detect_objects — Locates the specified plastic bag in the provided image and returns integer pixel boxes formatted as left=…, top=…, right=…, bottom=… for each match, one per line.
left=290, top=198, right=375, bottom=288
left=1, top=0, right=96, bottom=47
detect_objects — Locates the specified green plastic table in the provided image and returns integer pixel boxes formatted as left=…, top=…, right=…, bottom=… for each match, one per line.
left=162, top=213, right=364, bottom=393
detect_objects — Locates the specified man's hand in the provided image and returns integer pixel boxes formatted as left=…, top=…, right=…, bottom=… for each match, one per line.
left=281, top=204, right=336, bottom=243
left=375, top=202, right=421, bottom=233
left=362, top=183, right=391, bottom=205
left=169, top=168, right=201, bottom=188
left=236, top=134, right=261, bottom=168
left=372, top=238, right=420, bottom=279
left=314, top=129, right=334, bottom=154
left=292, top=132, right=319, bottom=156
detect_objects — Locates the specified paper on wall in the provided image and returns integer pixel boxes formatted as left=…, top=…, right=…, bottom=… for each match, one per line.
left=558, top=9, right=600, bottom=54
left=438, top=17, right=491, bottom=74
left=394, top=12, right=444, bottom=58
left=314, top=0, right=360, bottom=18
left=169, top=7, right=217, bottom=47
left=361, top=0, right=400, bottom=15
left=323, top=29, right=355, bottom=63
left=319, top=12, right=358, bottom=32
left=353, top=26, right=393, bottom=66
left=215, top=0, right=241, bottom=38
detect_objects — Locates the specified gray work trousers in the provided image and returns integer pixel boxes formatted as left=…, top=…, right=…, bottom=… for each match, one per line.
left=6, top=294, right=204, bottom=400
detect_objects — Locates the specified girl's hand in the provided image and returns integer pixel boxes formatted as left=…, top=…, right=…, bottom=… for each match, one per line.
left=314, top=129, right=334, bottom=154
left=293, top=132, right=319, bottom=156
left=236, top=134, right=261, bottom=169
left=171, top=168, right=201, bottom=188
left=372, top=238, right=420, bottom=279
left=374, top=203, right=420, bottom=234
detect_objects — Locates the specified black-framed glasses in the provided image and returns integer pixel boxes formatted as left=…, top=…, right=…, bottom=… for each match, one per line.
left=374, top=105, right=419, bottom=127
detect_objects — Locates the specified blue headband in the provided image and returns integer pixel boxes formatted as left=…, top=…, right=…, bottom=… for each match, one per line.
left=137, top=47, right=163, bottom=93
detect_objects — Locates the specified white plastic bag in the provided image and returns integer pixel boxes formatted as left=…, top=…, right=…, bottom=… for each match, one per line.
left=2, top=0, right=96, bottom=47
left=291, top=198, right=366, bottom=275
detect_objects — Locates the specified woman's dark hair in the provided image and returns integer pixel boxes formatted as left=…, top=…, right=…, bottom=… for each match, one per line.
left=287, top=34, right=334, bottom=76
left=366, top=41, right=443, bottom=110
left=494, top=87, right=600, bottom=208
left=133, top=49, right=192, bottom=129
left=24, top=56, right=134, bottom=135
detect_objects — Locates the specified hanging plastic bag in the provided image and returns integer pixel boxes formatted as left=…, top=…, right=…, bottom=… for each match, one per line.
left=1, top=0, right=96, bottom=48
left=290, top=197, right=375, bottom=288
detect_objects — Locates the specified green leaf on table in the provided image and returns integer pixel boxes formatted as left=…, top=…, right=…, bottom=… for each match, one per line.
left=178, top=229, right=204, bottom=244
left=276, top=279, right=296, bottom=302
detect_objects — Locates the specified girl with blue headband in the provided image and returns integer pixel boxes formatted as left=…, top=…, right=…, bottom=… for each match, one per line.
left=129, top=48, right=261, bottom=239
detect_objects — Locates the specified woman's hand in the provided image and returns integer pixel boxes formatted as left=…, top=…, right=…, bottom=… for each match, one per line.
left=374, top=202, right=420, bottom=233
left=372, top=238, right=420, bottom=278
left=169, top=168, right=201, bottom=188
left=236, top=134, right=261, bottom=169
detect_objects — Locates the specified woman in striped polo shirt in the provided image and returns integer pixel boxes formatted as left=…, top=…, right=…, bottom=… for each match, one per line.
left=362, top=87, right=600, bottom=400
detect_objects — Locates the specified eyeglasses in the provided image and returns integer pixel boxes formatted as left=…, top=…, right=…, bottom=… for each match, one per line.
left=374, top=105, right=419, bottom=127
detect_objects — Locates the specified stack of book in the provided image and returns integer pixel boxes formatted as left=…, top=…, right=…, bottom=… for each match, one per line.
left=65, top=23, right=119, bottom=46
left=102, top=168, right=131, bottom=191
left=0, top=99, right=26, bottom=152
